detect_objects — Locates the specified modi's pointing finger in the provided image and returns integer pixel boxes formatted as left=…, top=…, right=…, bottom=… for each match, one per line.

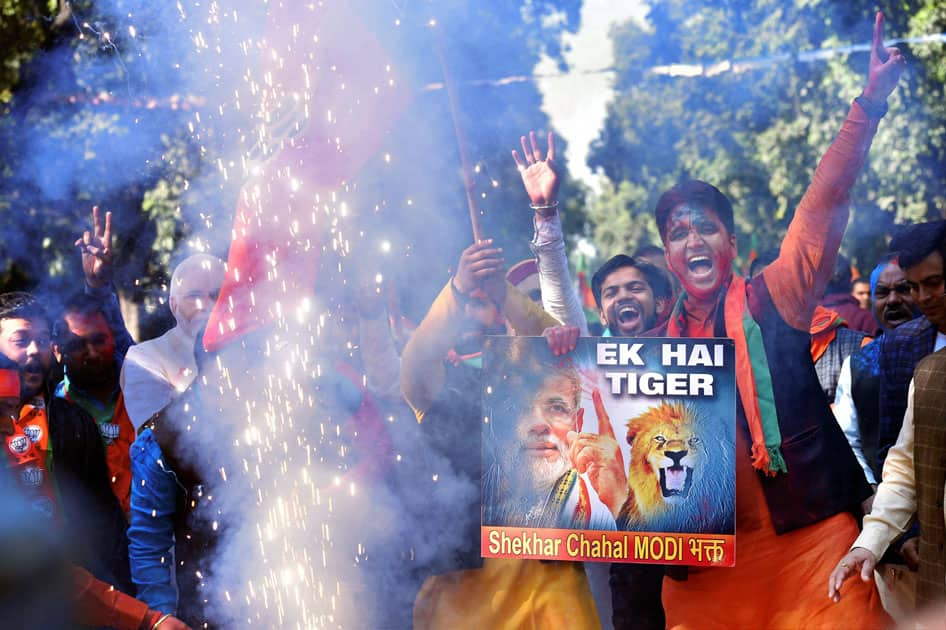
left=592, top=388, right=615, bottom=439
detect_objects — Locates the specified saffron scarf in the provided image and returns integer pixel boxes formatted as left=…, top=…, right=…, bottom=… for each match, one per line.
left=666, top=275, right=786, bottom=475
left=3, top=398, right=62, bottom=522
left=809, top=306, right=845, bottom=364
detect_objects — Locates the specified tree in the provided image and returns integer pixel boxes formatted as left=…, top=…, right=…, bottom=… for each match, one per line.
left=587, top=1, right=946, bottom=274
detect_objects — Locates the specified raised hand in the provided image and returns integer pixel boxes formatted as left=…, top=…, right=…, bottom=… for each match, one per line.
left=565, top=389, right=628, bottom=518
left=863, top=12, right=906, bottom=103
left=511, top=131, right=560, bottom=210
left=542, top=325, right=580, bottom=356
left=827, top=547, right=877, bottom=602
left=75, top=206, right=113, bottom=289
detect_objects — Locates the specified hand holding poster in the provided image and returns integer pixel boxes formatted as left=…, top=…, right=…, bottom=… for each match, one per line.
left=481, top=336, right=735, bottom=567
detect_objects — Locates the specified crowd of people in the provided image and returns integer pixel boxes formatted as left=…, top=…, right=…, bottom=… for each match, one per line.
left=1, top=11, right=943, bottom=630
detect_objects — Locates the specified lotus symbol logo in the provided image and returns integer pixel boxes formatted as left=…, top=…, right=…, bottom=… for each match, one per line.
left=100, top=423, right=120, bottom=442
left=8, top=435, right=30, bottom=454
left=23, top=425, right=43, bottom=443
left=19, top=466, right=44, bottom=487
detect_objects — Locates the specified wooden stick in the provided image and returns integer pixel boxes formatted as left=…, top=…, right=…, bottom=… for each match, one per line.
left=434, top=28, right=484, bottom=242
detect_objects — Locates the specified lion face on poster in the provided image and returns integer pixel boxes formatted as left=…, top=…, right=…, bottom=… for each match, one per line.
left=617, top=401, right=734, bottom=534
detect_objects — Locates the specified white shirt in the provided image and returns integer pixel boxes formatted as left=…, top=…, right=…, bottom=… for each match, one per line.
left=935, top=331, right=946, bottom=352
left=121, top=326, right=199, bottom=430
left=853, top=380, right=946, bottom=571
left=530, top=212, right=589, bottom=335
left=832, top=356, right=877, bottom=485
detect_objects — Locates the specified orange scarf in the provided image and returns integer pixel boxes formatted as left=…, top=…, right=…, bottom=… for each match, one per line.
left=666, top=275, right=786, bottom=475
left=3, top=398, right=61, bottom=522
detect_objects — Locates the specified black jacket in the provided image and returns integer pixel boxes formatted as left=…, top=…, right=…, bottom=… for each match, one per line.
left=47, top=394, right=133, bottom=595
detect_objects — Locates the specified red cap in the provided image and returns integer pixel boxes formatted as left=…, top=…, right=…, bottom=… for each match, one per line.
left=0, top=369, right=19, bottom=398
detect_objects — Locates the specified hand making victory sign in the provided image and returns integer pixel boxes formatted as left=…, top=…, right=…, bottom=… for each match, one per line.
left=511, top=131, right=560, bottom=212
left=862, top=12, right=907, bottom=105
left=827, top=13, right=908, bottom=605
left=74, top=206, right=113, bottom=289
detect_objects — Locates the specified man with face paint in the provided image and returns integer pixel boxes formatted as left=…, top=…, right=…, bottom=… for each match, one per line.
left=120, top=254, right=226, bottom=428
left=609, top=13, right=903, bottom=630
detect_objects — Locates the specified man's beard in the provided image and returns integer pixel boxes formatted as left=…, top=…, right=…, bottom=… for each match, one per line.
left=178, top=314, right=210, bottom=340
left=68, top=361, right=116, bottom=392
left=882, top=303, right=914, bottom=329
left=494, top=439, right=572, bottom=527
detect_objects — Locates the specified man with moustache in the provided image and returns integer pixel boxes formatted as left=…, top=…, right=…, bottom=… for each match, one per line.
left=485, top=339, right=622, bottom=531
left=834, top=256, right=918, bottom=488
left=0, top=292, right=133, bottom=594
left=121, top=253, right=226, bottom=428
left=609, top=13, right=902, bottom=628
left=52, top=293, right=136, bottom=514
left=402, top=241, right=602, bottom=628
left=123, top=253, right=225, bottom=620
left=592, top=255, right=672, bottom=337
left=876, top=220, right=946, bottom=465
left=831, top=257, right=919, bottom=621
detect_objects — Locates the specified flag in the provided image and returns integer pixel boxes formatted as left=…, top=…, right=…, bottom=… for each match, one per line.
left=204, top=3, right=412, bottom=351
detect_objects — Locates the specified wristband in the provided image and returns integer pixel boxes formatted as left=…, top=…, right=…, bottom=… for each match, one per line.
left=854, top=94, right=888, bottom=119
left=529, top=201, right=559, bottom=211
left=450, top=277, right=472, bottom=306
left=139, top=610, right=162, bottom=630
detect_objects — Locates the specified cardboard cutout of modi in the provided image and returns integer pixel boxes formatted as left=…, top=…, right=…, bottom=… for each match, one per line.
left=482, top=336, right=736, bottom=567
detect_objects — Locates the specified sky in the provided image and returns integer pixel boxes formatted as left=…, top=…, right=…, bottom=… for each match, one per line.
left=537, top=0, right=648, bottom=190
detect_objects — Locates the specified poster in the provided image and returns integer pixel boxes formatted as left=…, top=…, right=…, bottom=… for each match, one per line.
left=481, top=337, right=736, bottom=567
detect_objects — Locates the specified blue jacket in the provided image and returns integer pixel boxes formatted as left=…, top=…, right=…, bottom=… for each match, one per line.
left=128, top=428, right=179, bottom=614
left=877, top=316, right=936, bottom=462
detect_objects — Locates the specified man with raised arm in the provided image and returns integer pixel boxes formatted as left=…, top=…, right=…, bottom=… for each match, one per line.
left=401, top=239, right=617, bottom=628
left=511, top=133, right=590, bottom=334
left=608, top=13, right=903, bottom=629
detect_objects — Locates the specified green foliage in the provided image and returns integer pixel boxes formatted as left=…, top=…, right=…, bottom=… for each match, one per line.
left=0, top=0, right=54, bottom=103
left=589, top=1, right=946, bottom=274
